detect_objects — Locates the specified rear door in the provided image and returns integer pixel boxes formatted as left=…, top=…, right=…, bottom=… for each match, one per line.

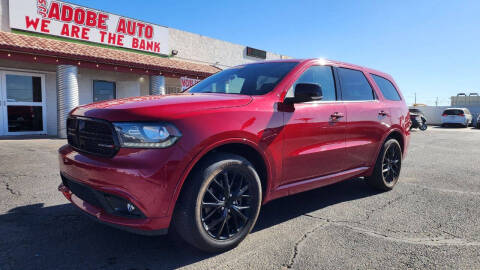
left=281, top=65, right=347, bottom=184
left=336, top=67, right=391, bottom=170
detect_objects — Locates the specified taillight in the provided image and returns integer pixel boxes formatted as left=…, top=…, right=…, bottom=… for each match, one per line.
left=442, top=114, right=447, bottom=116
left=459, top=114, right=465, bottom=117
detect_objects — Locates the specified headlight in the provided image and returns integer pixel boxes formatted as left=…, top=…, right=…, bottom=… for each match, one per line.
left=113, top=122, right=182, bottom=148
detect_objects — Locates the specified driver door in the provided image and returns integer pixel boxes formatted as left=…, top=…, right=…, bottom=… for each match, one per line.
left=281, top=65, right=347, bottom=185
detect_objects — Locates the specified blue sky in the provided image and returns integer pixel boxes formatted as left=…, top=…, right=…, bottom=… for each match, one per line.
left=68, top=0, right=480, bottom=106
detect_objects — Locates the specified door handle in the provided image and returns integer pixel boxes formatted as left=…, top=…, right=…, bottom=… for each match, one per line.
left=330, top=112, right=344, bottom=121
left=378, top=110, right=389, bottom=117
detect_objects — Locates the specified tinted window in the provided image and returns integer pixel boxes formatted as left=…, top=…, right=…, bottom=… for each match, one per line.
left=286, top=66, right=336, bottom=101
left=409, top=109, right=421, bottom=113
left=188, top=62, right=298, bottom=95
left=93, top=81, right=116, bottom=102
left=371, top=74, right=401, bottom=101
left=6, top=75, right=42, bottom=102
left=443, top=109, right=464, bottom=115
left=337, top=68, right=374, bottom=101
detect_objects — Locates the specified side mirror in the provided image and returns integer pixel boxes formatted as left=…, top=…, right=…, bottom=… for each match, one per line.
left=286, top=83, right=323, bottom=103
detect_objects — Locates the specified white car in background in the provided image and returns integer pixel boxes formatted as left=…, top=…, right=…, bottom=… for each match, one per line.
left=441, top=108, right=473, bottom=128
left=476, top=114, right=480, bottom=129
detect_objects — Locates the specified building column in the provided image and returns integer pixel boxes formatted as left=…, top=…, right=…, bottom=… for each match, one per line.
left=149, top=75, right=165, bottom=95
left=56, top=65, right=79, bottom=138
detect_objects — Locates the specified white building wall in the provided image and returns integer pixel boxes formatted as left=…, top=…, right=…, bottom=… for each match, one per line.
left=77, top=68, right=150, bottom=105
left=411, top=106, right=480, bottom=126
left=451, top=95, right=480, bottom=106
left=169, top=28, right=289, bottom=69
left=0, top=0, right=10, bottom=32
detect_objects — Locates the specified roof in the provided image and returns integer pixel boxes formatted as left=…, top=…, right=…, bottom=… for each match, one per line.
left=0, top=31, right=220, bottom=77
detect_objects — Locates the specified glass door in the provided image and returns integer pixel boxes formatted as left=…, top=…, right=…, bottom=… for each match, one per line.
left=0, top=71, right=47, bottom=135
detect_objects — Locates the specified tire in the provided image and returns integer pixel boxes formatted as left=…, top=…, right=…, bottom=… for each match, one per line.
left=366, top=139, right=402, bottom=191
left=172, top=153, right=262, bottom=253
left=419, top=123, right=427, bottom=131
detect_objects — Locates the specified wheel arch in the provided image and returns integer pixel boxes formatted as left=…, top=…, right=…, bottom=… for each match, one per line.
left=385, top=129, right=405, bottom=154
left=365, top=128, right=406, bottom=177
left=168, top=139, right=272, bottom=218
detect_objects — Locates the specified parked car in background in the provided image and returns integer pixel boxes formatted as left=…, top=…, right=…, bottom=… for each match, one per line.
left=409, top=108, right=427, bottom=130
left=477, top=114, right=480, bottom=129
left=441, top=108, right=473, bottom=127
left=58, top=59, right=410, bottom=252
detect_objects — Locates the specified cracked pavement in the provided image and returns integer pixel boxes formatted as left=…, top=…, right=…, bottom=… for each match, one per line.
left=1, top=127, right=480, bottom=269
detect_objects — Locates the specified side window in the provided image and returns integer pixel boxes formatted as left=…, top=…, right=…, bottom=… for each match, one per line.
left=286, top=66, right=336, bottom=101
left=371, top=74, right=401, bottom=101
left=337, top=68, right=374, bottom=101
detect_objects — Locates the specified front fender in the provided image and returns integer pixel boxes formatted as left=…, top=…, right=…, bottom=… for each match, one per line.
left=166, top=135, right=276, bottom=218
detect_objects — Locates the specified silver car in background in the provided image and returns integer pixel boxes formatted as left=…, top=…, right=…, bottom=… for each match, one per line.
left=441, top=108, right=473, bottom=127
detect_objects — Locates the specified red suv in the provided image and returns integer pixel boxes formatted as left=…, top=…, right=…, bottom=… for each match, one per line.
left=58, top=59, right=410, bottom=252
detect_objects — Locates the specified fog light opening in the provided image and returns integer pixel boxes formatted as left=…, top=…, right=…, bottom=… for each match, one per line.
left=103, top=194, right=144, bottom=218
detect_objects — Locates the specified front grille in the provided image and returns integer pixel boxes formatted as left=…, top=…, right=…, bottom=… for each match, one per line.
left=62, top=175, right=103, bottom=209
left=67, top=117, right=118, bottom=157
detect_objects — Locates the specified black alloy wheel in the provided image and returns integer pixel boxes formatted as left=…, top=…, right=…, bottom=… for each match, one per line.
left=200, top=169, right=253, bottom=240
left=382, top=143, right=401, bottom=184
left=172, top=153, right=262, bottom=253
left=367, top=139, right=402, bottom=191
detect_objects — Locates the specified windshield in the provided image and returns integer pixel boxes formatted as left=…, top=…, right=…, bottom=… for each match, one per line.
left=187, top=62, right=299, bottom=95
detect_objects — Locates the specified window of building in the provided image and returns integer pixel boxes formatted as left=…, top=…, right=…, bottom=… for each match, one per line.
left=6, top=75, right=42, bottom=102
left=337, top=68, right=375, bottom=101
left=286, top=66, right=336, bottom=101
left=93, top=81, right=116, bottom=102
left=371, top=74, right=401, bottom=101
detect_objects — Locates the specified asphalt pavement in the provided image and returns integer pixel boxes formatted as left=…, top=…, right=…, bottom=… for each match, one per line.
left=1, top=126, right=479, bottom=269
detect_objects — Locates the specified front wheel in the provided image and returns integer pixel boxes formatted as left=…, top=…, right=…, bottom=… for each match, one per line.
left=419, top=123, right=427, bottom=130
left=366, top=139, right=402, bottom=191
left=172, top=153, right=262, bottom=253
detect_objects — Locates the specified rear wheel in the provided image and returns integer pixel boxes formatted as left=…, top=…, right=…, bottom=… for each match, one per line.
left=172, top=153, right=262, bottom=253
left=366, top=139, right=402, bottom=191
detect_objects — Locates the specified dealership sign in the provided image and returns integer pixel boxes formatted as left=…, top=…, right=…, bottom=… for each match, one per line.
left=9, top=0, right=169, bottom=55
left=180, top=77, right=201, bottom=91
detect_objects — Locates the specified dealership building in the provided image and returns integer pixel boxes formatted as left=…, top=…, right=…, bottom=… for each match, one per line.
left=0, top=0, right=288, bottom=137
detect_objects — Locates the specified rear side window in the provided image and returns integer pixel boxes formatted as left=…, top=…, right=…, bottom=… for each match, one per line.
left=286, top=66, right=336, bottom=101
left=337, top=68, right=375, bottom=101
left=371, top=74, right=401, bottom=101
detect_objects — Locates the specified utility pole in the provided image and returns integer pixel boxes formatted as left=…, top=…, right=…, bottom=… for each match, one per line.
left=435, top=97, right=438, bottom=107
left=414, top=92, right=417, bottom=105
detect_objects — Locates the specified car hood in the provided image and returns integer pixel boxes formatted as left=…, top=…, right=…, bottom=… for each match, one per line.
left=71, top=93, right=252, bottom=121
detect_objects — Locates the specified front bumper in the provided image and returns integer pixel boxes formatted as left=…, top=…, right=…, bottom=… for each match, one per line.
left=59, top=181, right=167, bottom=235
left=58, top=144, right=187, bottom=234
